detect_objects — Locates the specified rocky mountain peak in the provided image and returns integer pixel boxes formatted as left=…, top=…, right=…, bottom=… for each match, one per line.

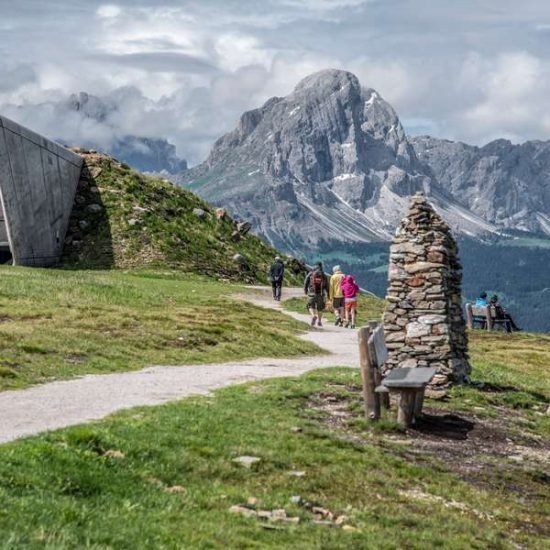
left=180, top=70, right=503, bottom=252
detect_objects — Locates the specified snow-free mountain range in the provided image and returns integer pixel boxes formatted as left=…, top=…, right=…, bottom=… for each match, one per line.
left=174, top=70, right=549, bottom=254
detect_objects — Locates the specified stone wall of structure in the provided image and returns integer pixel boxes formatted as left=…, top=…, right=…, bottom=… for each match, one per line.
left=383, top=193, right=470, bottom=387
left=0, top=115, right=82, bottom=267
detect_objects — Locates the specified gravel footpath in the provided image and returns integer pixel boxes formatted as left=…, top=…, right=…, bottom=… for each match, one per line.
left=0, top=287, right=358, bottom=444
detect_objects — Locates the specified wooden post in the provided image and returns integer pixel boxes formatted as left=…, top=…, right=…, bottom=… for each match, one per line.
left=397, top=389, right=417, bottom=428
left=367, top=320, right=390, bottom=410
left=358, top=326, right=380, bottom=421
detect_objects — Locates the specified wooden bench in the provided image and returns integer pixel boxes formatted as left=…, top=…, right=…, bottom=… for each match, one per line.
left=358, top=322, right=436, bottom=428
left=465, top=303, right=511, bottom=332
left=375, top=367, right=437, bottom=427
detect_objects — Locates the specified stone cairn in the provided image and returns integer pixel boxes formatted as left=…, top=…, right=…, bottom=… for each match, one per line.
left=383, top=193, right=470, bottom=388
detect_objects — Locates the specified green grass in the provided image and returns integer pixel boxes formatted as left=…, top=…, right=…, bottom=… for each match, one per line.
left=448, top=330, right=550, bottom=436
left=63, top=152, right=304, bottom=285
left=0, top=362, right=546, bottom=548
left=0, top=267, right=318, bottom=390
left=284, top=293, right=386, bottom=326
left=0, top=275, right=547, bottom=547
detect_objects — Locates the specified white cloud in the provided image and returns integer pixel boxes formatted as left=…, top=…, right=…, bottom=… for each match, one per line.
left=2, top=0, right=550, bottom=164
left=454, top=52, right=550, bottom=143
left=215, top=34, right=274, bottom=71
left=96, top=4, right=122, bottom=19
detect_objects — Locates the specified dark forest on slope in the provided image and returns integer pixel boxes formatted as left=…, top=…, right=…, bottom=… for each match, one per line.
left=309, top=239, right=550, bottom=334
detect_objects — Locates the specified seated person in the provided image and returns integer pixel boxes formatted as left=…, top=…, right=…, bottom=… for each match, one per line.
left=471, top=291, right=489, bottom=328
left=475, top=291, right=488, bottom=306
left=489, top=295, right=521, bottom=332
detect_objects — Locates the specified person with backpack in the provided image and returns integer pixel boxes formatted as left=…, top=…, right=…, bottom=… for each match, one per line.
left=304, top=262, right=329, bottom=327
left=329, top=265, right=346, bottom=326
left=268, top=256, right=285, bottom=301
left=341, top=274, right=360, bottom=328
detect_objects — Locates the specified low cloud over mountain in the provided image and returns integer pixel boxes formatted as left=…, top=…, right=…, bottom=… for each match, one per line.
left=3, top=1, right=550, bottom=166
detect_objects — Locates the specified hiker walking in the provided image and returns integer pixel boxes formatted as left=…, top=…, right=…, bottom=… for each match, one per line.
left=341, top=274, right=360, bottom=328
left=268, top=256, right=285, bottom=301
left=329, top=265, right=346, bottom=326
left=304, top=262, right=329, bottom=327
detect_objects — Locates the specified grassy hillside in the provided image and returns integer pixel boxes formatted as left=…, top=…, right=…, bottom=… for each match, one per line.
left=0, top=336, right=547, bottom=547
left=63, top=151, right=303, bottom=283
left=0, top=268, right=319, bottom=391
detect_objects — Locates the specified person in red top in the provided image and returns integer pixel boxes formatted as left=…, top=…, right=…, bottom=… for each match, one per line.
left=341, top=275, right=360, bottom=328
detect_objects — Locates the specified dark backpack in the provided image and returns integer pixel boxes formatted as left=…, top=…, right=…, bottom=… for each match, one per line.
left=309, top=270, right=325, bottom=295
left=270, top=261, right=284, bottom=282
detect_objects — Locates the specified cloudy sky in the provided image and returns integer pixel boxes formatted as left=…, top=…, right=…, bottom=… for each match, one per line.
left=2, top=0, right=550, bottom=164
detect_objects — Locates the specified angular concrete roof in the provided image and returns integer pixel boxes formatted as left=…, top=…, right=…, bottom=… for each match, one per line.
left=0, top=115, right=82, bottom=266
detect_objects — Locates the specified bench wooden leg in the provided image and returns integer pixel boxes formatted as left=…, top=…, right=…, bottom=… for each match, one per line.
left=397, top=389, right=417, bottom=428
left=374, top=368, right=390, bottom=410
left=413, top=389, right=425, bottom=420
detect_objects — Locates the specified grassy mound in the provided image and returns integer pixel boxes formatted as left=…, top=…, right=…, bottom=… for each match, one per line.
left=63, top=151, right=303, bottom=283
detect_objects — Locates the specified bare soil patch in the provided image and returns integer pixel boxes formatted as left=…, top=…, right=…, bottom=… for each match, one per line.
left=305, top=387, right=550, bottom=528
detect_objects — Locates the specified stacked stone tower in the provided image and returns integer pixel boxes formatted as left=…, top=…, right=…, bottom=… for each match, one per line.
left=383, top=193, right=470, bottom=387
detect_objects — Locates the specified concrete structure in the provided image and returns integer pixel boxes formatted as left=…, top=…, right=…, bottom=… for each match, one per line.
left=383, top=193, right=470, bottom=388
left=0, top=115, right=82, bottom=266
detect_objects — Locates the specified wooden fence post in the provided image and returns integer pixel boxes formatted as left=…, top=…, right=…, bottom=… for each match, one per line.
left=359, top=326, right=380, bottom=421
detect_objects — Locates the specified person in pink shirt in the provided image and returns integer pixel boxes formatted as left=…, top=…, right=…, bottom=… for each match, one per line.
left=341, top=275, right=360, bottom=328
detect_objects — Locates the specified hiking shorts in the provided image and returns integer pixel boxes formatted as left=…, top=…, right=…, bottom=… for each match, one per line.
left=332, top=297, right=344, bottom=309
left=307, top=294, right=325, bottom=312
left=345, top=297, right=357, bottom=311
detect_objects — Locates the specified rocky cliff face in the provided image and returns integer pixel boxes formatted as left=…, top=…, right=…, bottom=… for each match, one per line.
left=411, top=136, right=550, bottom=236
left=180, top=70, right=496, bottom=253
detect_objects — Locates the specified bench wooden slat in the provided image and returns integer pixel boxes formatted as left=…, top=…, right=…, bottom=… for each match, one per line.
left=382, top=367, right=437, bottom=389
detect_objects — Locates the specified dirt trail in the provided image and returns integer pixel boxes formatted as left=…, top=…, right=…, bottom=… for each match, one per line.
left=0, top=287, right=358, bottom=444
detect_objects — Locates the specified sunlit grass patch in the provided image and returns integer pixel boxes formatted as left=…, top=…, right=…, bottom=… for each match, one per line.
left=0, top=267, right=319, bottom=390
left=0, top=365, right=546, bottom=548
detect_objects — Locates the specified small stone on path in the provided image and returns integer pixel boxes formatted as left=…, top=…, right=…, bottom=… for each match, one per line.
left=229, top=505, right=257, bottom=518
left=103, top=449, right=125, bottom=459
left=165, top=485, right=186, bottom=494
left=232, top=455, right=261, bottom=468
left=287, top=470, right=306, bottom=477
